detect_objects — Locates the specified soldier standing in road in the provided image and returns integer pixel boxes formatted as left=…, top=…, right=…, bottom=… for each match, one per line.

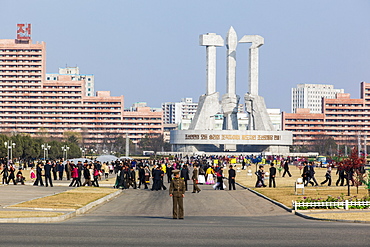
left=169, top=170, right=186, bottom=219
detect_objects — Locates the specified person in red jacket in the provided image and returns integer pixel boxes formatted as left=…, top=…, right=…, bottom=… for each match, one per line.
left=69, top=164, right=79, bottom=187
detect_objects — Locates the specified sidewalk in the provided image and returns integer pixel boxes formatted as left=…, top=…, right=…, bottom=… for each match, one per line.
left=0, top=175, right=121, bottom=223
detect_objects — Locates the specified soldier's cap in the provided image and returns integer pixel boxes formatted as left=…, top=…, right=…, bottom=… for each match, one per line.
left=172, top=169, right=180, bottom=175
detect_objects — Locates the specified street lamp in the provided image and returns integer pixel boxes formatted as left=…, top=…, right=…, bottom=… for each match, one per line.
left=4, top=140, right=16, bottom=164
left=61, top=145, right=70, bottom=160
left=41, top=143, right=51, bottom=160
left=80, top=147, right=86, bottom=158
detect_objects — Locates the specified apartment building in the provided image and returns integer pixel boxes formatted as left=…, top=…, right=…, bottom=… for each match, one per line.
left=46, top=67, right=95, bottom=96
left=283, top=82, right=369, bottom=148
left=162, top=98, right=198, bottom=125
left=292, top=84, right=344, bottom=113
left=0, top=24, right=162, bottom=145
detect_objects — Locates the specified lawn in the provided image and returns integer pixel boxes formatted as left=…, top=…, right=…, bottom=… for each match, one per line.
left=235, top=164, right=369, bottom=207
left=9, top=187, right=117, bottom=210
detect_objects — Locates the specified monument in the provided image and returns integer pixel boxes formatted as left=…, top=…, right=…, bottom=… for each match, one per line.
left=171, top=27, right=292, bottom=153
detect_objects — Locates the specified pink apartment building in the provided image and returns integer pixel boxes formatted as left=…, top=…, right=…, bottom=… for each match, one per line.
left=0, top=24, right=163, bottom=146
left=282, top=82, right=370, bottom=149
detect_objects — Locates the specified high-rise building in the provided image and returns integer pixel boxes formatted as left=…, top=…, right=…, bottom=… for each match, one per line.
left=46, top=67, right=95, bottom=96
left=291, top=84, right=344, bottom=113
left=283, top=82, right=370, bottom=148
left=0, top=24, right=162, bottom=146
left=162, top=98, right=198, bottom=125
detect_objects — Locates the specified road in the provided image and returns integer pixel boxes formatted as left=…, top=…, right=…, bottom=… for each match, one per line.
left=0, top=182, right=369, bottom=246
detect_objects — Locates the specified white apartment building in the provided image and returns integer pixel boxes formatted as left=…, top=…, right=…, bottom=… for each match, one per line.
left=291, top=84, right=344, bottom=113
left=162, top=98, right=198, bottom=125
left=46, top=67, right=95, bottom=96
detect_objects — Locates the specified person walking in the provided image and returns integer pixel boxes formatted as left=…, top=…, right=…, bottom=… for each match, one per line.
left=302, top=162, right=314, bottom=186
left=30, top=167, right=36, bottom=182
left=77, top=161, right=83, bottom=187
left=69, top=165, right=79, bottom=187
left=321, top=165, right=332, bottom=186
left=166, top=163, right=173, bottom=183
left=52, top=161, right=58, bottom=180
left=82, top=164, right=92, bottom=186
left=255, top=165, right=266, bottom=187
left=33, top=163, right=44, bottom=186
left=269, top=163, right=276, bottom=188
left=7, top=164, right=16, bottom=185
left=180, top=164, right=189, bottom=191
left=137, top=165, right=146, bottom=189
left=336, top=164, right=346, bottom=186
left=215, top=167, right=224, bottom=190
left=128, top=167, right=137, bottom=189
left=241, top=159, right=246, bottom=170
left=169, top=170, right=186, bottom=219
left=65, top=160, right=71, bottom=180
left=191, top=165, right=201, bottom=193
left=151, top=166, right=162, bottom=191
left=44, top=161, right=53, bottom=187
left=92, top=164, right=100, bottom=187
left=1, top=164, right=8, bottom=184
left=228, top=165, right=236, bottom=190
left=144, top=165, right=151, bottom=189
left=282, top=160, right=292, bottom=177
left=57, top=161, right=64, bottom=180
left=205, top=165, right=214, bottom=185
left=307, top=162, right=319, bottom=186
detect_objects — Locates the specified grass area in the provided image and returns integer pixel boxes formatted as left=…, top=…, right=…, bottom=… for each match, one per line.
left=234, top=164, right=369, bottom=207
left=305, top=212, right=370, bottom=222
left=0, top=211, right=64, bottom=218
left=9, top=187, right=116, bottom=210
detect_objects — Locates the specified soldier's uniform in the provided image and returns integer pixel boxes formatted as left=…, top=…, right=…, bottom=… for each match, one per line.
left=169, top=170, right=186, bottom=219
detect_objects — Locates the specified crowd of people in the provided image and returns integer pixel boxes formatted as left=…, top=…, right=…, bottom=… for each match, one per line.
left=0, top=154, right=367, bottom=191
left=253, top=157, right=367, bottom=188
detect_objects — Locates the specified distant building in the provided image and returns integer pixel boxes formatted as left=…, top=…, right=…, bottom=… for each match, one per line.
left=283, top=82, right=369, bottom=148
left=46, top=67, right=94, bottom=96
left=162, top=98, right=198, bottom=125
left=0, top=24, right=162, bottom=146
left=266, top=109, right=282, bottom=131
left=163, top=123, right=177, bottom=143
left=292, top=84, right=344, bottom=113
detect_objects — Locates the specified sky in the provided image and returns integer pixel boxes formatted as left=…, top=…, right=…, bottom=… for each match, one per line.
left=1, top=0, right=370, bottom=112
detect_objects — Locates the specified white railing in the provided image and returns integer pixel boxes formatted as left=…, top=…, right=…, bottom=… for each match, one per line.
left=292, top=200, right=370, bottom=211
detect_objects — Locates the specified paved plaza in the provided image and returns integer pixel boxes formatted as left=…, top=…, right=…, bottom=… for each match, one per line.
left=0, top=180, right=369, bottom=246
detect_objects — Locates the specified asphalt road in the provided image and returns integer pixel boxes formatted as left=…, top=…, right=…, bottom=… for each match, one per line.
left=0, top=182, right=369, bottom=246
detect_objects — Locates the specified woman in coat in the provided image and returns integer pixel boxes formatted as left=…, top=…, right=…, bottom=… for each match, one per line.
left=69, top=165, right=79, bottom=187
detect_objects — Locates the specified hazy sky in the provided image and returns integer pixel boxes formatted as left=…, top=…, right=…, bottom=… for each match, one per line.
left=2, top=0, right=370, bottom=112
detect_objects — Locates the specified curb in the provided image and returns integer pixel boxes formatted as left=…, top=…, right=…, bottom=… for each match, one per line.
left=236, top=182, right=292, bottom=213
left=237, top=182, right=370, bottom=224
left=0, top=189, right=123, bottom=223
